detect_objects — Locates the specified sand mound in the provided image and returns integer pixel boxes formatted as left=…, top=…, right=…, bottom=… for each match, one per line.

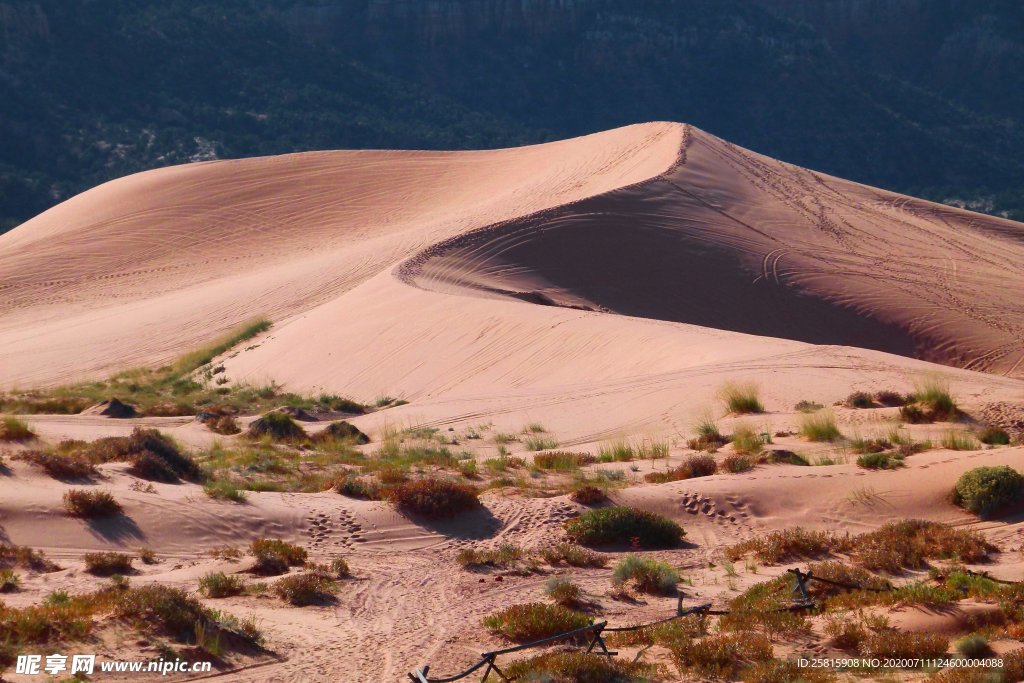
left=80, top=398, right=137, bottom=418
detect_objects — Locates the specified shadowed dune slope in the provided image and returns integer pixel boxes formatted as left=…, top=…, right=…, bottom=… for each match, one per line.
left=402, top=126, right=1024, bottom=375
left=2, top=122, right=1024, bottom=391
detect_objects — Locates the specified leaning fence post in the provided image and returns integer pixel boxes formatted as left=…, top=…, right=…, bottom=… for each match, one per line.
left=789, top=567, right=813, bottom=603
left=677, top=594, right=684, bottom=616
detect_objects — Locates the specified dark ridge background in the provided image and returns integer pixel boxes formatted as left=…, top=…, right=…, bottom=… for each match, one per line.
left=2, top=0, right=1023, bottom=232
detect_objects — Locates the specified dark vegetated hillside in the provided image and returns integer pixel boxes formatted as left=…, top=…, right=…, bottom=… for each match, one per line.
left=2, top=0, right=1024, bottom=232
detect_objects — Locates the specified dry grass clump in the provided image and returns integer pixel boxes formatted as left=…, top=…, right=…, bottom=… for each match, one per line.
left=247, top=411, right=307, bottom=441
left=203, top=479, right=248, bottom=502
left=524, top=435, right=559, bottom=451
left=612, top=555, right=679, bottom=595
left=198, top=571, right=245, bottom=598
left=533, top=451, right=597, bottom=470
left=875, top=390, right=908, bottom=407
left=273, top=572, right=338, bottom=606
left=670, top=632, right=773, bottom=679
left=845, top=391, right=875, bottom=408
left=854, top=520, right=995, bottom=572
left=860, top=630, right=948, bottom=659
left=386, top=478, right=481, bottom=518
left=900, top=376, right=959, bottom=423
left=565, top=506, right=684, bottom=548
left=83, top=552, right=133, bottom=576
left=539, top=543, right=607, bottom=568
left=741, top=660, right=837, bottom=682
left=763, top=449, right=809, bottom=466
left=483, top=602, right=591, bottom=642
left=200, top=412, right=241, bottom=436
left=312, top=420, right=370, bottom=445
left=544, top=577, right=583, bottom=607
left=569, top=485, right=607, bottom=505
left=334, top=473, right=382, bottom=500
left=455, top=543, right=523, bottom=568
left=15, top=449, right=97, bottom=480
left=856, top=451, right=905, bottom=470
left=63, top=489, right=123, bottom=517
left=0, top=569, right=20, bottom=592
left=726, top=528, right=849, bottom=564
left=722, top=453, right=755, bottom=473
left=598, top=440, right=635, bottom=462
left=689, top=415, right=729, bottom=451
left=719, top=382, right=765, bottom=414
left=115, top=583, right=262, bottom=648
left=978, top=426, right=1011, bottom=446
left=953, top=465, right=1024, bottom=518
left=0, top=544, right=59, bottom=572
left=83, top=428, right=200, bottom=482
left=504, top=651, right=659, bottom=682
left=0, top=416, right=35, bottom=441
left=250, top=538, right=308, bottom=576
left=645, top=454, right=717, bottom=483
left=729, top=424, right=765, bottom=455
left=800, top=410, right=842, bottom=441
left=794, top=400, right=824, bottom=413
left=941, top=429, right=979, bottom=451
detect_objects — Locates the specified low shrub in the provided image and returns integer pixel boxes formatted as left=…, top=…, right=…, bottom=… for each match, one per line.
left=199, top=571, right=245, bottom=598
left=138, top=547, right=157, bottom=564
left=690, top=416, right=729, bottom=451
left=670, top=632, right=773, bottom=679
left=857, top=452, right=905, bottom=470
left=0, top=569, right=20, bottom=592
left=823, top=614, right=868, bottom=651
left=247, top=411, right=307, bottom=441
left=612, top=555, right=679, bottom=594
left=504, top=652, right=659, bottom=682
left=63, top=489, right=123, bottom=517
left=730, top=424, right=764, bottom=455
left=720, top=382, right=765, bottom=414
left=954, top=634, right=989, bottom=658
left=565, top=506, right=683, bottom=548
left=859, top=630, right=948, bottom=659
left=88, top=428, right=200, bottom=482
left=330, top=557, right=350, bottom=578
left=534, top=451, right=597, bottom=470
left=953, top=466, right=1024, bottom=517
left=312, top=420, right=369, bottom=445
left=273, top=572, right=338, bottom=605
left=203, top=479, right=248, bottom=502
left=900, top=376, right=959, bottom=423
left=539, top=543, right=607, bottom=568
left=456, top=544, right=523, bottom=568
left=482, top=602, right=590, bottom=642
left=15, top=450, right=97, bottom=479
left=524, top=435, right=559, bottom=451
left=544, top=577, right=583, bottom=606
left=387, top=478, right=480, bottom=518
left=794, top=400, right=824, bottom=413
left=875, top=390, right=908, bottom=407
left=645, top=454, right=717, bottom=483
left=0, top=415, right=35, bottom=441
left=112, top=584, right=228, bottom=644
left=941, top=430, right=978, bottom=451
left=726, top=529, right=847, bottom=564
left=978, top=426, right=1011, bottom=446
left=854, top=519, right=995, bottom=572
left=0, top=543, right=59, bottom=572
left=722, top=453, right=754, bottom=473
left=83, top=552, right=133, bottom=576
left=334, top=474, right=381, bottom=500
left=250, top=538, right=307, bottom=576
left=846, top=391, right=875, bottom=408
left=800, top=411, right=842, bottom=442
left=764, top=450, right=809, bottom=466
left=569, top=485, right=607, bottom=505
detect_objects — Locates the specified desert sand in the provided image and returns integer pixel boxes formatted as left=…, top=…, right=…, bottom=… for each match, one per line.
left=2, top=123, right=1024, bottom=681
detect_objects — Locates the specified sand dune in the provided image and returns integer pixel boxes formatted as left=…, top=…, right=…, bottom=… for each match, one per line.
left=4, top=123, right=1024, bottom=681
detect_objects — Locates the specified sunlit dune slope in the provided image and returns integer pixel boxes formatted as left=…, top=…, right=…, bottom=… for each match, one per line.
left=0, top=123, right=681, bottom=386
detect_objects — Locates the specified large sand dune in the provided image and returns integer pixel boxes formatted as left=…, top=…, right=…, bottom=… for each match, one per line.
left=4, top=123, right=1024, bottom=681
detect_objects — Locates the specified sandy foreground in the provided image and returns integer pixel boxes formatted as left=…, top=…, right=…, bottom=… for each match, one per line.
left=1, top=123, right=1024, bottom=681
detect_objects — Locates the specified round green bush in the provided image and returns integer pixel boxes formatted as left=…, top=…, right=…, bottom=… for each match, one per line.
left=953, top=466, right=1024, bottom=517
left=564, top=506, right=683, bottom=548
